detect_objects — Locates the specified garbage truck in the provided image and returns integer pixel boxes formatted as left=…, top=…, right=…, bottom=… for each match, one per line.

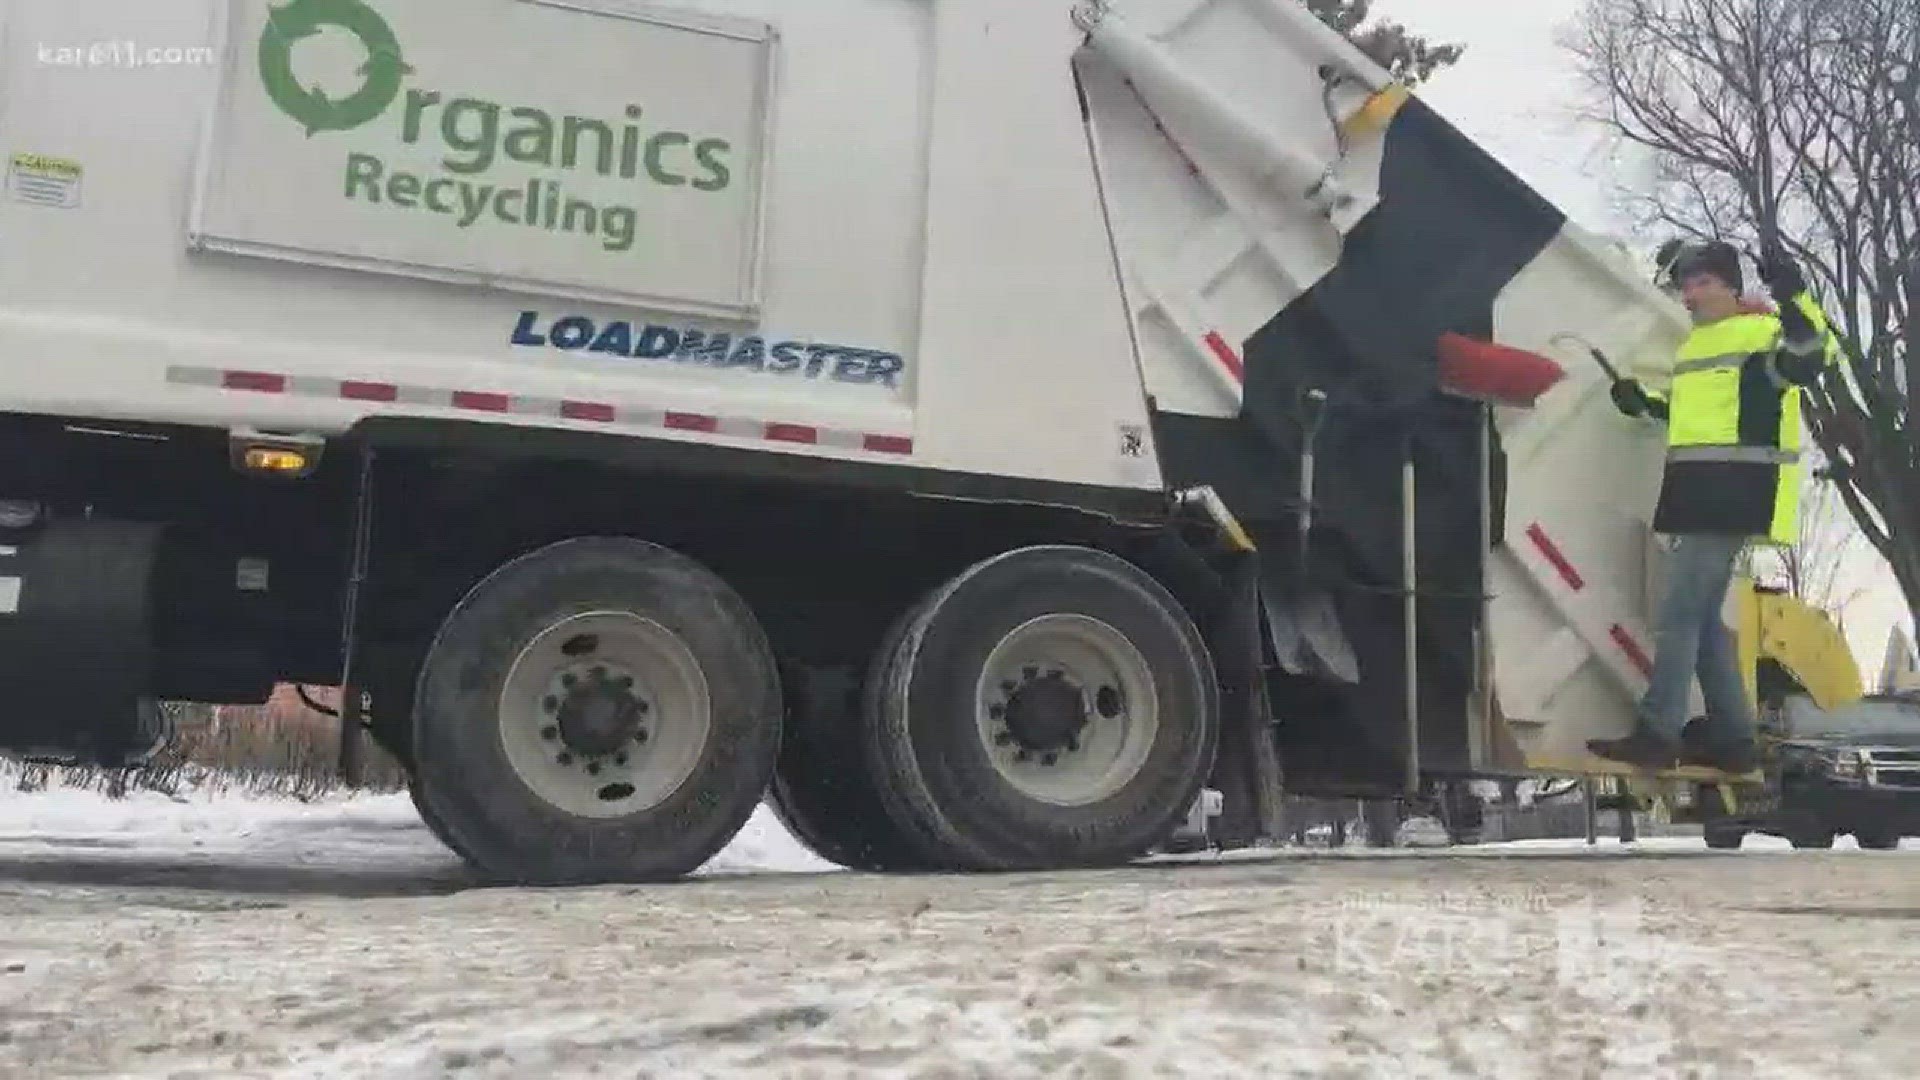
left=0, top=0, right=1744, bottom=882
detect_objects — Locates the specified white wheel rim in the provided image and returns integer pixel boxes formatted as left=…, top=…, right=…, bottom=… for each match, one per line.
left=973, top=613, right=1159, bottom=807
left=497, top=611, right=711, bottom=820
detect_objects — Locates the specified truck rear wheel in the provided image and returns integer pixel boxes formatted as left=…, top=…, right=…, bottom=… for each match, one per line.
left=409, top=537, right=781, bottom=884
left=766, top=658, right=930, bottom=872
left=865, top=546, right=1218, bottom=871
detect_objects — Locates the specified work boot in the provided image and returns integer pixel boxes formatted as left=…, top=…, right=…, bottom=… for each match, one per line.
left=1587, top=726, right=1681, bottom=771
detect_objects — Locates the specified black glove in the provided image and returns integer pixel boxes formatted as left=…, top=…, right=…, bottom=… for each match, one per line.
left=1611, top=378, right=1655, bottom=418
left=1776, top=293, right=1818, bottom=344
left=1766, top=257, right=1826, bottom=382
left=1773, top=349, right=1825, bottom=386
left=1759, top=245, right=1808, bottom=303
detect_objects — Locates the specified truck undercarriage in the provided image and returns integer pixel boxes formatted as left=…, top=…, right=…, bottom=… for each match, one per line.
left=0, top=410, right=1311, bottom=878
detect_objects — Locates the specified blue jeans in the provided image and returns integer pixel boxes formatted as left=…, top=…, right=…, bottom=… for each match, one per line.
left=1639, top=532, right=1754, bottom=746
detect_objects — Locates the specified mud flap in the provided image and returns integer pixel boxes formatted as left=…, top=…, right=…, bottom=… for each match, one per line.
left=1204, top=558, right=1289, bottom=847
left=0, top=517, right=168, bottom=765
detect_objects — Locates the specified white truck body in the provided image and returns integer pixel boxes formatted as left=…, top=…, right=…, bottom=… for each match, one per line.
left=0, top=0, right=1160, bottom=489
left=0, top=0, right=1732, bottom=879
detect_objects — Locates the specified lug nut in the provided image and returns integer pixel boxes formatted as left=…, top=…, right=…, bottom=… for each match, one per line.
left=1042, top=752, right=1059, bottom=767
left=561, top=673, right=578, bottom=689
left=614, top=752, right=628, bottom=766
left=587, top=762, right=602, bottom=776
left=994, top=732, right=1016, bottom=747
left=617, top=675, right=634, bottom=690
left=989, top=704, right=1006, bottom=720
left=1066, top=736, right=1080, bottom=752
left=1022, top=666, right=1039, bottom=680
left=635, top=729, right=649, bottom=745
left=541, top=725, right=559, bottom=741
left=557, top=752, right=574, bottom=766
left=1015, top=749, right=1030, bottom=762
left=543, top=696, right=559, bottom=714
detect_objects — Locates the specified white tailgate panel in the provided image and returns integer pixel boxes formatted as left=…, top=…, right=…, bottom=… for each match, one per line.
left=1488, top=225, right=1704, bottom=770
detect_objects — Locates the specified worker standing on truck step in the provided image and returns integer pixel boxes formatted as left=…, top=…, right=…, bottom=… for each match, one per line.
left=1588, top=240, right=1840, bottom=773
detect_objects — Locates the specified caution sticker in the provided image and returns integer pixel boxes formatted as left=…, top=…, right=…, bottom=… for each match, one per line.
left=8, top=153, right=83, bottom=208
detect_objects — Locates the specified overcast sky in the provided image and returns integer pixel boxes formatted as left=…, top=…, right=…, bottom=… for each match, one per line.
left=1373, top=0, right=1913, bottom=678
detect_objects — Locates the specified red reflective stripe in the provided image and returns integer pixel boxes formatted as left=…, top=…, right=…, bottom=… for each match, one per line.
left=340, top=381, right=398, bottom=402
left=1525, top=524, right=1584, bottom=591
left=560, top=401, right=616, bottom=423
left=1203, top=331, right=1245, bottom=382
left=183, top=367, right=903, bottom=453
left=665, top=412, right=718, bottom=433
left=223, top=371, right=287, bottom=393
left=765, top=423, right=818, bottom=445
left=1611, top=625, right=1654, bottom=676
left=863, top=434, right=914, bottom=455
left=451, top=390, right=510, bottom=412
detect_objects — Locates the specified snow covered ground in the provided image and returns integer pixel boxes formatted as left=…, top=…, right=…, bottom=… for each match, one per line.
left=0, top=775, right=835, bottom=883
left=2, top=778, right=1917, bottom=1078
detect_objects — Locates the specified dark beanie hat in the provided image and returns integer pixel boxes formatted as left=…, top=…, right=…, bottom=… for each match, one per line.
left=1672, top=241, right=1744, bottom=292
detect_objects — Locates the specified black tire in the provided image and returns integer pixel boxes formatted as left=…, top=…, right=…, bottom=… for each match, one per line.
left=407, top=772, right=480, bottom=867
left=864, top=546, right=1219, bottom=871
left=765, top=649, right=930, bottom=872
left=1854, top=830, right=1900, bottom=851
left=1703, top=825, right=1745, bottom=850
left=410, top=537, right=782, bottom=885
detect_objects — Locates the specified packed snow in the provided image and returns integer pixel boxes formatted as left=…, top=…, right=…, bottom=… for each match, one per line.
left=1, top=776, right=1916, bottom=1078
left=0, top=773, right=836, bottom=881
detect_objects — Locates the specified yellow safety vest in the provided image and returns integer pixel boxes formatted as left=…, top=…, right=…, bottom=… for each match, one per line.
left=1645, top=291, right=1838, bottom=546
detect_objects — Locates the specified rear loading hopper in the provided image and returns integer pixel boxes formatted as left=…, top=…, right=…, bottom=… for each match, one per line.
left=1078, top=0, right=1729, bottom=794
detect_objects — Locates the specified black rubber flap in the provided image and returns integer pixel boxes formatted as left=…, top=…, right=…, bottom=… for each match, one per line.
left=0, top=518, right=164, bottom=760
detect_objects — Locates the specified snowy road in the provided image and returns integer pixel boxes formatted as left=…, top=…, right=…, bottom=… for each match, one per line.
left=1, top=783, right=1916, bottom=1078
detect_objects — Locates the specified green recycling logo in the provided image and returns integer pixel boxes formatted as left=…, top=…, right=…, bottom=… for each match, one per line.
left=259, top=0, right=412, bottom=135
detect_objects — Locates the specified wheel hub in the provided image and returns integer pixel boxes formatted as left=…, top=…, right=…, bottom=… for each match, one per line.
left=974, top=612, right=1159, bottom=807
left=1001, top=670, right=1087, bottom=753
left=499, top=611, right=711, bottom=821
left=553, top=667, right=648, bottom=757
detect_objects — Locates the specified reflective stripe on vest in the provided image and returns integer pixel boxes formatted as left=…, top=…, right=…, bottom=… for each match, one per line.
left=1666, top=445, right=1800, bottom=465
left=1670, top=352, right=1754, bottom=376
